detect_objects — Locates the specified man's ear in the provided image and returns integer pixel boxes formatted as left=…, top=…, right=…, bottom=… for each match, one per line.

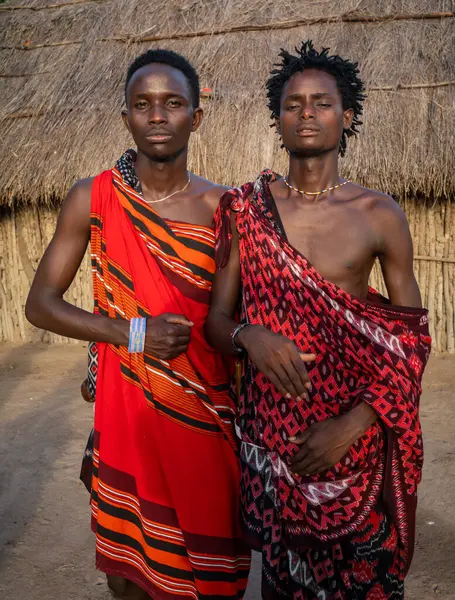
left=191, top=107, right=204, bottom=132
left=121, top=109, right=131, bottom=134
left=343, top=108, right=354, bottom=131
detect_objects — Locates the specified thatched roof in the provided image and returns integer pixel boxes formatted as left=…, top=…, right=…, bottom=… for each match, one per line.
left=1, top=0, right=454, bottom=207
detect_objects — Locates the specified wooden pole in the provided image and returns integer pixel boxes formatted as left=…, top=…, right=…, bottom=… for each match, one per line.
left=1, top=11, right=453, bottom=50
left=0, top=0, right=105, bottom=11
left=368, top=79, right=455, bottom=91
left=414, top=255, right=455, bottom=264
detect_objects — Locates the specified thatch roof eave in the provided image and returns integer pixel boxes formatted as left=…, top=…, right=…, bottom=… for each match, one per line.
left=1, top=0, right=454, bottom=206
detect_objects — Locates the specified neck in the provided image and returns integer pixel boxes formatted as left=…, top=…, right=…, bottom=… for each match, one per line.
left=134, top=148, right=189, bottom=200
left=287, top=148, right=340, bottom=198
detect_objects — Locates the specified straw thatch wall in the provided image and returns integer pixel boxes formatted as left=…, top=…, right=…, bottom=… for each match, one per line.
left=0, top=206, right=92, bottom=343
left=1, top=0, right=454, bottom=349
left=2, top=198, right=454, bottom=350
left=370, top=197, right=455, bottom=353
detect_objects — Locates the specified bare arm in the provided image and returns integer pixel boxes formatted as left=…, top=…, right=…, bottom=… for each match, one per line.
left=25, top=178, right=130, bottom=344
left=26, top=179, right=193, bottom=358
left=376, top=197, right=422, bottom=308
left=205, top=212, right=314, bottom=400
left=205, top=213, right=242, bottom=356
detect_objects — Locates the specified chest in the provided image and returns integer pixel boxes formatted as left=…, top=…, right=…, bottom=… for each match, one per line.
left=272, top=199, right=379, bottom=281
left=144, top=194, right=216, bottom=229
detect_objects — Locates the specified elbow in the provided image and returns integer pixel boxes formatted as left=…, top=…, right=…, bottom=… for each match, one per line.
left=25, top=291, right=46, bottom=328
left=204, top=312, right=216, bottom=347
left=25, top=294, right=39, bottom=327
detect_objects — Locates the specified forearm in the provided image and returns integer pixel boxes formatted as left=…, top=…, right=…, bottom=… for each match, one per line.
left=290, top=400, right=379, bottom=476
left=25, top=291, right=129, bottom=346
left=388, top=277, right=422, bottom=308
left=343, top=401, right=378, bottom=442
left=205, top=309, right=243, bottom=356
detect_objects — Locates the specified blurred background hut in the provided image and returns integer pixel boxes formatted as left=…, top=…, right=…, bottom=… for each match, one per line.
left=0, top=0, right=454, bottom=349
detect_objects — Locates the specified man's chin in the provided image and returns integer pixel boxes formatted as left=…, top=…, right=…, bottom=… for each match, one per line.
left=140, top=145, right=186, bottom=163
left=288, top=145, right=330, bottom=159
left=285, top=139, right=340, bottom=159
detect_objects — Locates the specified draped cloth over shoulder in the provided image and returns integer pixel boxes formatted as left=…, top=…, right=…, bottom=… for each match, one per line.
left=214, top=170, right=431, bottom=599
left=89, top=152, right=250, bottom=599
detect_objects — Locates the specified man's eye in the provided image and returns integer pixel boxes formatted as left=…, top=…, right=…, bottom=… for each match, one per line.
left=168, top=100, right=182, bottom=107
left=286, top=104, right=299, bottom=110
left=135, top=102, right=147, bottom=108
left=317, top=103, right=332, bottom=108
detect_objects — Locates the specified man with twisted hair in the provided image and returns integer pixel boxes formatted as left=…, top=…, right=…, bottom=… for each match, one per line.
left=206, top=41, right=431, bottom=600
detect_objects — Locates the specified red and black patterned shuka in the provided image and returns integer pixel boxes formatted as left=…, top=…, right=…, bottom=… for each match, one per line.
left=215, top=170, right=431, bottom=600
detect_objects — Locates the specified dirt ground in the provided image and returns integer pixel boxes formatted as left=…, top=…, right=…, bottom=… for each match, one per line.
left=0, top=344, right=454, bottom=600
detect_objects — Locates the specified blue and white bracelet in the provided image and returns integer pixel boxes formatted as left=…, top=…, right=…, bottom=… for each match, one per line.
left=128, top=317, right=146, bottom=353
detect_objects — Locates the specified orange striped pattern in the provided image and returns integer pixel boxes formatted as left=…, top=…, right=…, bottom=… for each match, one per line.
left=89, top=168, right=250, bottom=598
left=113, top=168, right=215, bottom=293
left=91, top=440, right=250, bottom=599
left=91, top=216, right=234, bottom=437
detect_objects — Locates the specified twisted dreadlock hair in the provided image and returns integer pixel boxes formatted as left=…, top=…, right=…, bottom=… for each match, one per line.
left=266, top=40, right=366, bottom=156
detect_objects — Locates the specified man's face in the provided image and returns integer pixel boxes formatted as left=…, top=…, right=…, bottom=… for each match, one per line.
left=278, top=69, right=353, bottom=157
left=123, top=63, right=202, bottom=162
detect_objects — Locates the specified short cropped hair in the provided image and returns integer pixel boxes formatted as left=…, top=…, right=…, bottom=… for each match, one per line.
left=125, top=49, right=200, bottom=108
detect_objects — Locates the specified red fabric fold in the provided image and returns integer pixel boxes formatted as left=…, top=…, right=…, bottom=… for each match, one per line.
left=89, top=169, right=250, bottom=598
left=214, top=184, right=251, bottom=268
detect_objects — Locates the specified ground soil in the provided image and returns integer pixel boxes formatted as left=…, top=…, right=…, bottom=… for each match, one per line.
left=0, top=344, right=454, bottom=600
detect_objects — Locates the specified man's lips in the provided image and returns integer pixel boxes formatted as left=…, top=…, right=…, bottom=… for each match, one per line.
left=145, top=132, right=173, bottom=143
left=296, top=126, right=320, bottom=137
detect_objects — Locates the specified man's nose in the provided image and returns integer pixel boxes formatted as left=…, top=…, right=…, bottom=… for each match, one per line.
left=301, top=104, right=316, bottom=119
left=148, top=105, right=167, bottom=124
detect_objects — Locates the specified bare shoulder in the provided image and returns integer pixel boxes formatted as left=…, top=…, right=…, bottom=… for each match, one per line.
left=63, top=177, right=94, bottom=208
left=58, top=177, right=94, bottom=230
left=348, top=183, right=408, bottom=226
left=206, top=182, right=231, bottom=207
left=67, top=177, right=94, bottom=201
left=192, top=174, right=230, bottom=210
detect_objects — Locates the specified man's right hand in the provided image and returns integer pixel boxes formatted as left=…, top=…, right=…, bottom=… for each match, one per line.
left=237, top=325, right=315, bottom=400
left=144, top=313, right=194, bottom=360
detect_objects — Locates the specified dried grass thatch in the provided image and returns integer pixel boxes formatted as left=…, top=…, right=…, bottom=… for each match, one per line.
left=1, top=0, right=455, bottom=349
left=1, top=0, right=454, bottom=207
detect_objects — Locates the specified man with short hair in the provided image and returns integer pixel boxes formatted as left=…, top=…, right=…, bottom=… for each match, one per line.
left=206, top=41, right=431, bottom=599
left=26, top=49, right=250, bottom=599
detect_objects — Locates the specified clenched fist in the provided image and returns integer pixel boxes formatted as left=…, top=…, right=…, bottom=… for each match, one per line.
left=144, top=313, right=193, bottom=360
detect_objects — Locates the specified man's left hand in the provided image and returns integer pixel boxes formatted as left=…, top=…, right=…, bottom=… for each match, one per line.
left=289, top=402, right=377, bottom=476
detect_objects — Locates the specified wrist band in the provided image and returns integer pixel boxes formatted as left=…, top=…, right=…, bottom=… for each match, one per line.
left=231, top=323, right=250, bottom=353
left=128, top=317, right=146, bottom=353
